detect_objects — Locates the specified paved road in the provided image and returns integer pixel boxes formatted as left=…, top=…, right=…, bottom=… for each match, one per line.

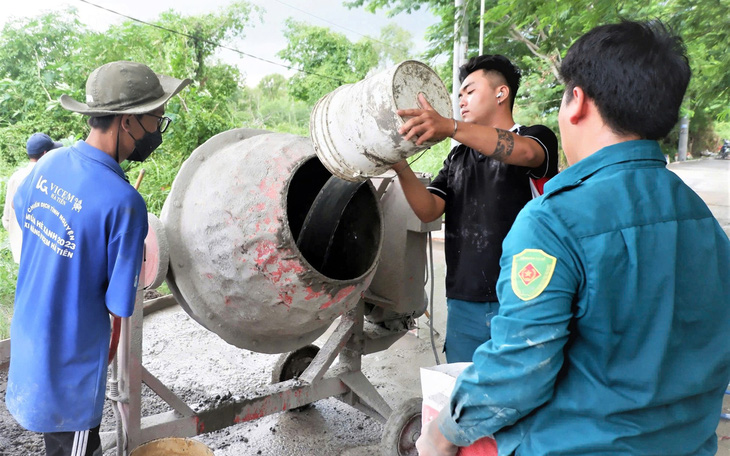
left=670, top=158, right=730, bottom=455
left=668, top=157, right=730, bottom=237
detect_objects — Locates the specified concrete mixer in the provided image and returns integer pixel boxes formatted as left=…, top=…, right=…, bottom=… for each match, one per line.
left=103, top=127, right=441, bottom=456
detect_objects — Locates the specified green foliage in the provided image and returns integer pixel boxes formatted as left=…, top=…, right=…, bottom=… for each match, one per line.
left=278, top=19, right=380, bottom=104
left=232, top=76, right=311, bottom=135
left=0, top=166, right=17, bottom=339
left=0, top=8, right=88, bottom=166
left=373, top=23, right=417, bottom=67
left=409, top=139, right=450, bottom=177
left=668, top=0, right=730, bottom=121
left=0, top=231, right=17, bottom=340
left=348, top=0, right=730, bottom=156
left=715, top=121, right=730, bottom=141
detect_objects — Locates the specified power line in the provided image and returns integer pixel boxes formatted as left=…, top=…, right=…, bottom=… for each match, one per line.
left=76, top=0, right=345, bottom=84
left=269, top=0, right=398, bottom=52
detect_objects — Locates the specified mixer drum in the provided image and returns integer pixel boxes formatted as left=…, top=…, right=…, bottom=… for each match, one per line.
left=160, top=129, right=383, bottom=353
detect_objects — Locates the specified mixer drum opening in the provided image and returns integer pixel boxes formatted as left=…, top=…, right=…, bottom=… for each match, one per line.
left=287, top=157, right=382, bottom=281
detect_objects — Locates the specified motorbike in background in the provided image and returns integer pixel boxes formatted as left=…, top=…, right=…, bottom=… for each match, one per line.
left=720, top=139, right=729, bottom=159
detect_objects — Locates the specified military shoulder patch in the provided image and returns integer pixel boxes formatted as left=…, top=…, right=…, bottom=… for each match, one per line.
left=511, top=249, right=557, bottom=301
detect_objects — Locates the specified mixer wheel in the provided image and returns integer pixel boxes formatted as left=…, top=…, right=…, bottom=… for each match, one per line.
left=381, top=397, right=422, bottom=456
left=271, top=344, right=320, bottom=411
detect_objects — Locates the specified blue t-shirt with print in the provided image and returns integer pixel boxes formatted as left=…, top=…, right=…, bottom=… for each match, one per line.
left=6, top=140, right=147, bottom=432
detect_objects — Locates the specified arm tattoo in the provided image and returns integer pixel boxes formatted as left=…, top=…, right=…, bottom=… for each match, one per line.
left=492, top=128, right=515, bottom=161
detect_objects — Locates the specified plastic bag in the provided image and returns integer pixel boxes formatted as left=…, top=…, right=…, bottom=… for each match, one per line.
left=420, top=362, right=498, bottom=456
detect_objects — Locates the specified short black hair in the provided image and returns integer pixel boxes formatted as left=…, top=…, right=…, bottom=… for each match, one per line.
left=87, top=115, right=117, bottom=132
left=459, top=55, right=521, bottom=109
left=559, top=20, right=690, bottom=140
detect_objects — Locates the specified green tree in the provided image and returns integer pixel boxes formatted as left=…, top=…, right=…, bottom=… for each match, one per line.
left=373, top=23, right=415, bottom=67
left=0, top=8, right=88, bottom=165
left=233, top=74, right=311, bottom=135
left=0, top=3, right=261, bottom=214
left=347, top=0, right=730, bottom=157
left=258, top=73, right=289, bottom=99
left=278, top=19, right=380, bottom=104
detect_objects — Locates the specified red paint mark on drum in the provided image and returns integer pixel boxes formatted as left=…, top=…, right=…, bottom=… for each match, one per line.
left=224, top=296, right=232, bottom=307
left=304, top=287, right=324, bottom=301
left=278, top=293, right=293, bottom=308
left=319, top=285, right=356, bottom=309
left=258, top=178, right=279, bottom=200
left=256, top=245, right=292, bottom=271
left=275, top=259, right=304, bottom=281
left=254, top=241, right=276, bottom=265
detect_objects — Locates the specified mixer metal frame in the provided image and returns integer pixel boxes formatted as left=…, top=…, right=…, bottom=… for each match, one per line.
left=101, top=171, right=441, bottom=455
left=102, top=248, right=420, bottom=456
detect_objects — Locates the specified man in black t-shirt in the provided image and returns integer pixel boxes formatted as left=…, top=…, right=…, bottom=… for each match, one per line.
left=393, top=55, right=558, bottom=363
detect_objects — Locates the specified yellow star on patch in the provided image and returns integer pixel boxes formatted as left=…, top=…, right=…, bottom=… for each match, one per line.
left=511, top=249, right=557, bottom=301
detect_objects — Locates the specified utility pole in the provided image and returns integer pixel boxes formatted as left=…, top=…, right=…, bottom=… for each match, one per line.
left=677, top=115, right=689, bottom=161
left=451, top=0, right=469, bottom=145
left=479, top=0, right=485, bottom=55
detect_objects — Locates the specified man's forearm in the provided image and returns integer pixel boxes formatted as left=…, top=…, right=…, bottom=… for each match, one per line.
left=453, top=122, right=542, bottom=168
left=392, top=161, right=444, bottom=223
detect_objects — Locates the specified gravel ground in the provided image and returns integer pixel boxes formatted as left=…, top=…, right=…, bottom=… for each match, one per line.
left=0, top=301, right=438, bottom=456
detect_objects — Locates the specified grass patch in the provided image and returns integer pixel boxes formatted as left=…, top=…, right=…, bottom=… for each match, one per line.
left=716, top=121, right=730, bottom=142
left=408, top=139, right=451, bottom=177
left=0, top=231, right=18, bottom=340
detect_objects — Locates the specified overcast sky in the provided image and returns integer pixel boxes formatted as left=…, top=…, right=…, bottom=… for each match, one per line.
left=1, top=0, right=439, bottom=85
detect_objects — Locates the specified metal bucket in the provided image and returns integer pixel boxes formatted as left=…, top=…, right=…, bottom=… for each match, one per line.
left=161, top=129, right=383, bottom=354
left=130, top=438, right=214, bottom=456
left=310, top=60, right=451, bottom=182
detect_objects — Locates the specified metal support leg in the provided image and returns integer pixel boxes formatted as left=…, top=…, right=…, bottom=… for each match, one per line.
left=339, top=371, right=392, bottom=423
left=335, top=301, right=393, bottom=423
left=300, top=315, right=355, bottom=385
left=102, top=287, right=402, bottom=453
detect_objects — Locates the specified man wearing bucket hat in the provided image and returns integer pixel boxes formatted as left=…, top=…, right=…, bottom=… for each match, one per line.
left=6, top=61, right=190, bottom=456
left=393, top=55, right=559, bottom=363
left=2, top=133, right=63, bottom=263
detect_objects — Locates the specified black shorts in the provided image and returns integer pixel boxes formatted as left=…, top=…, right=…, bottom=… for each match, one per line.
left=43, top=424, right=101, bottom=456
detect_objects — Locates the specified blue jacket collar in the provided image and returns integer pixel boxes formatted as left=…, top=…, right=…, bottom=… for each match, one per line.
left=545, top=140, right=666, bottom=193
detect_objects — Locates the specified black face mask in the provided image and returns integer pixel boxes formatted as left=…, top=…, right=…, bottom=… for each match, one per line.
left=127, top=117, right=163, bottom=162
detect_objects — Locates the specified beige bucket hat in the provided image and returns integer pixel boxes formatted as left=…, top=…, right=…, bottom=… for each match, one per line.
left=60, top=61, right=191, bottom=116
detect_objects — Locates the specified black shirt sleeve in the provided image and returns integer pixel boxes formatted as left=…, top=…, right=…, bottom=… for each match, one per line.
left=518, top=125, right=559, bottom=179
